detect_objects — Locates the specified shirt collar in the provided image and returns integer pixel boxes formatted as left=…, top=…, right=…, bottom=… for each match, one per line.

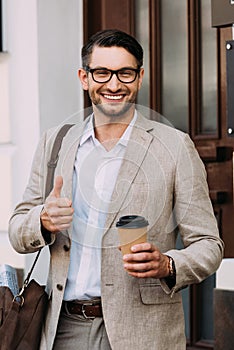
left=79, top=115, right=95, bottom=146
left=79, top=111, right=138, bottom=147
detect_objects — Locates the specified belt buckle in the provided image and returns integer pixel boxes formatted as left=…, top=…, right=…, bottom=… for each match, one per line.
left=81, top=302, right=95, bottom=319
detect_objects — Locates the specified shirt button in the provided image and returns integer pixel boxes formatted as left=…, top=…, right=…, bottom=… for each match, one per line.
left=56, top=284, right=63, bottom=291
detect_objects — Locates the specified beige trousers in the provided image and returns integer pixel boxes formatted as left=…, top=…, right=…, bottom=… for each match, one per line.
left=52, top=307, right=112, bottom=350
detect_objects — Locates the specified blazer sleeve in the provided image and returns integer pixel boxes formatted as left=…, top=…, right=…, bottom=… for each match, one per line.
left=8, top=130, right=56, bottom=253
left=161, top=133, right=224, bottom=295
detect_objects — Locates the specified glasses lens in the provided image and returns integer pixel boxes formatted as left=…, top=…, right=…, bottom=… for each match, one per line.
left=117, top=69, right=137, bottom=83
left=92, top=69, right=111, bottom=83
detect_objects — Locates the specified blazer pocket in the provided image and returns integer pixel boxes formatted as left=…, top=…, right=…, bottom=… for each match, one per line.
left=139, top=283, right=181, bottom=305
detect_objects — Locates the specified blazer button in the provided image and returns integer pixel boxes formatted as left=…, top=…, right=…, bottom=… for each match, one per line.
left=30, top=239, right=41, bottom=247
left=63, top=244, right=70, bottom=252
left=56, top=284, right=63, bottom=291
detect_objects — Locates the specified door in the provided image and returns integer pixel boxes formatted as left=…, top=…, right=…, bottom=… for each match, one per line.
left=147, top=1, right=234, bottom=259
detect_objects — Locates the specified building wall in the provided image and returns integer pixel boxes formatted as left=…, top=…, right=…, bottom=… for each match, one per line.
left=0, top=0, right=83, bottom=283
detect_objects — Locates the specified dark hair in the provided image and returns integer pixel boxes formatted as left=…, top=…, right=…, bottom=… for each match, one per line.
left=81, top=29, right=143, bottom=68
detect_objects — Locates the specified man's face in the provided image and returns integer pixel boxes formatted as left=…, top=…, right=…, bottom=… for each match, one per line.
left=79, top=46, right=144, bottom=118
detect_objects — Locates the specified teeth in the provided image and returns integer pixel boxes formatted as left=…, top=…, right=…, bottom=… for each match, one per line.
left=104, top=94, right=123, bottom=100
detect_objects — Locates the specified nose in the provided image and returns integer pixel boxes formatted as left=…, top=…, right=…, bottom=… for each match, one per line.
left=106, top=73, right=121, bottom=91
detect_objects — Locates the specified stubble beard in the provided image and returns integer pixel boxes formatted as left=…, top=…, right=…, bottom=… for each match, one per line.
left=90, top=91, right=137, bottom=118
left=95, top=100, right=134, bottom=118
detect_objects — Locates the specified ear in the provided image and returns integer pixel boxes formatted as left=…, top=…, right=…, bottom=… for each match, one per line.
left=78, top=68, right=89, bottom=91
left=138, top=68, right=144, bottom=90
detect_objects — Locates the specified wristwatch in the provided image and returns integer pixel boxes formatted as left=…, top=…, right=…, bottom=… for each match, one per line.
left=167, top=256, right=176, bottom=278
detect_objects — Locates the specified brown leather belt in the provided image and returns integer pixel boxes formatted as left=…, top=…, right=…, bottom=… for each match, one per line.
left=62, top=299, right=102, bottom=319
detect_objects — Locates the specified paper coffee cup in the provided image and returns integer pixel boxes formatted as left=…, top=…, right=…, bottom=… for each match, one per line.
left=116, top=215, right=149, bottom=255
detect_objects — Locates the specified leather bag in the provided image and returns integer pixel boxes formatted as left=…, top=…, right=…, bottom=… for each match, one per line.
left=0, top=124, right=73, bottom=350
left=0, top=279, right=48, bottom=349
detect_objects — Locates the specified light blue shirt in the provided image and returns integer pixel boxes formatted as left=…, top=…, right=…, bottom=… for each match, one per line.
left=63, top=113, right=137, bottom=300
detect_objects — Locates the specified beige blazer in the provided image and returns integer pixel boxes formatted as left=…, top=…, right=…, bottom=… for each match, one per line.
left=9, top=114, right=224, bottom=350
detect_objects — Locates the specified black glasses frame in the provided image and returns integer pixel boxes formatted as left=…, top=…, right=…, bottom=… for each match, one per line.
left=85, top=66, right=141, bottom=84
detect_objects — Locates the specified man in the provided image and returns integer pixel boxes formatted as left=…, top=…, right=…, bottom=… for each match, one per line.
left=9, top=29, right=224, bottom=350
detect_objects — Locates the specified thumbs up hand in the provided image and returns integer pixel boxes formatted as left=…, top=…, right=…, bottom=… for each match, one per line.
left=40, top=176, right=74, bottom=232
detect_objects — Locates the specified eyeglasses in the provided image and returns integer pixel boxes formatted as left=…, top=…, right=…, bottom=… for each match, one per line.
left=85, top=66, right=140, bottom=84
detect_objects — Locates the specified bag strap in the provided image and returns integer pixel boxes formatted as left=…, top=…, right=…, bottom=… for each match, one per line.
left=22, top=124, right=73, bottom=288
left=45, top=124, right=74, bottom=198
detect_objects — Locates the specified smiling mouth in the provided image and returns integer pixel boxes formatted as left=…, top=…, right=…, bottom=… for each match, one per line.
left=103, top=94, right=124, bottom=101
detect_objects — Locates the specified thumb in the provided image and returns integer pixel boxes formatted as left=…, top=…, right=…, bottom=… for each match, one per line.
left=50, top=175, right=63, bottom=198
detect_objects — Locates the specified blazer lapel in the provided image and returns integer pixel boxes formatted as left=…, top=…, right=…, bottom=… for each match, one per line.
left=104, top=115, right=154, bottom=232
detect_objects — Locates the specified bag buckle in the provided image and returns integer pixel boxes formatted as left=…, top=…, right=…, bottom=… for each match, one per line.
left=12, top=280, right=29, bottom=306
